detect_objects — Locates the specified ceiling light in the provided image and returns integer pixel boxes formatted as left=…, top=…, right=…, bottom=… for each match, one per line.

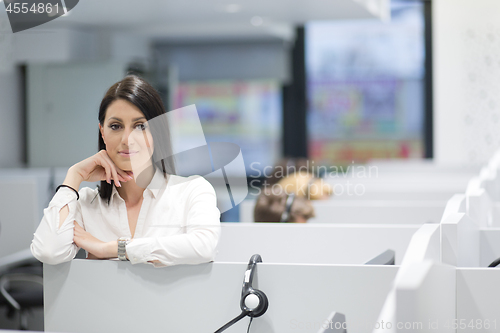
left=251, top=16, right=263, bottom=27
left=48, top=10, right=58, bottom=17
left=225, top=4, right=241, bottom=13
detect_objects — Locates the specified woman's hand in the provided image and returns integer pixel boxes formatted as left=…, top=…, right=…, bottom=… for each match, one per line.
left=74, top=222, right=111, bottom=258
left=66, top=150, right=133, bottom=189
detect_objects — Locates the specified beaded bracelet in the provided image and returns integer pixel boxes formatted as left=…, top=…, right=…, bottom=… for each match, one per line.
left=55, top=184, right=80, bottom=200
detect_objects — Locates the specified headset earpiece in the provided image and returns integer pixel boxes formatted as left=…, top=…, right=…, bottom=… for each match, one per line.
left=214, top=254, right=268, bottom=332
left=247, top=289, right=268, bottom=317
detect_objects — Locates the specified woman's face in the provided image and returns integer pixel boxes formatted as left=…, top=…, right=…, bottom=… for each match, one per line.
left=99, top=99, right=153, bottom=172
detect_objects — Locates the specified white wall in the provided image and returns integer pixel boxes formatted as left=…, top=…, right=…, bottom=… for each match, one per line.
left=27, top=62, right=128, bottom=167
left=434, top=0, right=500, bottom=166
left=0, top=8, right=22, bottom=168
left=0, top=69, right=23, bottom=168
left=0, top=4, right=152, bottom=168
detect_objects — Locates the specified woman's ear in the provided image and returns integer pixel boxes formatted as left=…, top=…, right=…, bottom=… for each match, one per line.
left=99, top=123, right=105, bottom=143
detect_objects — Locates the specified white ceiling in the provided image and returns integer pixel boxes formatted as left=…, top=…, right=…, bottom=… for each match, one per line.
left=47, top=0, right=389, bottom=40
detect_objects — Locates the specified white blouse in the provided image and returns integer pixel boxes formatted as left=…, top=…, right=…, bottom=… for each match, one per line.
left=30, top=168, right=221, bottom=268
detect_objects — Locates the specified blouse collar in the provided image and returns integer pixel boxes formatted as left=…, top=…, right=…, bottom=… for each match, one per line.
left=110, top=167, right=168, bottom=203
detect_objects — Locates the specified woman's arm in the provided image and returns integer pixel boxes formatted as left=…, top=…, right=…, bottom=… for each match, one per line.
left=31, top=166, right=87, bottom=264
left=31, top=152, right=133, bottom=265
left=30, top=187, right=82, bottom=265
left=124, top=177, right=221, bottom=267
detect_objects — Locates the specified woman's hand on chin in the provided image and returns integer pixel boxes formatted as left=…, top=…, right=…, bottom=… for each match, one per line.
left=71, top=150, right=134, bottom=187
left=73, top=222, right=117, bottom=259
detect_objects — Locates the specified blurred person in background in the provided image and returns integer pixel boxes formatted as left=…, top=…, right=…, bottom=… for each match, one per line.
left=277, top=170, right=333, bottom=200
left=254, top=185, right=315, bottom=223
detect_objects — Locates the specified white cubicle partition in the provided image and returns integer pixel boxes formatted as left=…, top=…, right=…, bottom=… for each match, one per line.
left=0, top=168, right=99, bottom=261
left=440, top=213, right=480, bottom=267
left=458, top=168, right=500, bottom=328
left=216, top=223, right=420, bottom=265
left=479, top=229, right=500, bottom=267
left=323, top=168, right=471, bottom=201
left=436, top=189, right=500, bottom=332
left=372, top=223, right=443, bottom=333
left=395, top=261, right=456, bottom=333
left=443, top=220, right=500, bottom=332
left=324, top=179, right=464, bottom=201
left=44, top=260, right=398, bottom=333
left=239, top=199, right=444, bottom=224
left=0, top=167, right=95, bottom=222
left=310, top=201, right=444, bottom=224
left=456, top=268, right=500, bottom=333
left=0, top=179, right=39, bottom=258
left=0, top=168, right=52, bottom=222
left=466, top=177, right=494, bottom=227
left=398, top=223, right=441, bottom=266
left=366, top=158, right=479, bottom=172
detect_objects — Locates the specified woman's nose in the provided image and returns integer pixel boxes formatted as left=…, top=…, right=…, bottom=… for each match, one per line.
left=121, top=128, right=134, bottom=145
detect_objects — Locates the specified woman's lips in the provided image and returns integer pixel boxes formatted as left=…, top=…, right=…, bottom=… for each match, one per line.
left=119, top=151, right=138, bottom=157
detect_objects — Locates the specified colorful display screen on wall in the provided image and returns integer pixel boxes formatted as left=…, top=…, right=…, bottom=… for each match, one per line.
left=306, top=1, right=425, bottom=166
left=173, top=80, right=282, bottom=177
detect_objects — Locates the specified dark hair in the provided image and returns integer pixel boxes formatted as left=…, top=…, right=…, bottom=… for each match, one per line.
left=97, top=74, right=174, bottom=203
left=253, top=185, right=315, bottom=223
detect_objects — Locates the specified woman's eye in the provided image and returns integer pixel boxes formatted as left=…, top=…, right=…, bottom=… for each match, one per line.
left=109, top=124, right=121, bottom=130
left=135, top=123, right=147, bottom=131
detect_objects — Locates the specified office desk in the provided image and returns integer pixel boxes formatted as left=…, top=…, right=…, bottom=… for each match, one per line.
left=44, top=260, right=398, bottom=333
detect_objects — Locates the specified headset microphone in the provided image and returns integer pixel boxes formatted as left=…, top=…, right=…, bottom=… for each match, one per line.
left=280, top=192, right=296, bottom=222
left=214, top=254, right=269, bottom=333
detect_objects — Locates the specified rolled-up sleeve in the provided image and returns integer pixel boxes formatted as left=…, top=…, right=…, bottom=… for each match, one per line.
left=30, top=187, right=82, bottom=265
left=126, top=177, right=221, bottom=268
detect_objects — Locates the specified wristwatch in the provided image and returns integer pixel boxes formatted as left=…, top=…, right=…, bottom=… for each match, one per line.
left=117, top=237, right=131, bottom=261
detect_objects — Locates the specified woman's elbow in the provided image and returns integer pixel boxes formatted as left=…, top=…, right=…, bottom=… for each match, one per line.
left=30, top=242, right=74, bottom=265
left=196, top=229, right=220, bottom=262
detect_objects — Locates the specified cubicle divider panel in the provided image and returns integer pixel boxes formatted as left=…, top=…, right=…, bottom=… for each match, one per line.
left=441, top=194, right=466, bottom=222
left=0, top=168, right=51, bottom=223
left=327, top=175, right=469, bottom=202
left=310, top=201, right=445, bottom=224
left=0, top=179, right=39, bottom=258
left=479, top=229, right=500, bottom=267
left=466, top=185, right=493, bottom=228
left=395, top=261, right=456, bottom=333
left=440, top=213, right=480, bottom=267
left=364, top=160, right=479, bottom=176
left=240, top=200, right=446, bottom=225
left=492, top=204, right=500, bottom=226
left=0, top=168, right=98, bottom=226
left=457, top=268, right=500, bottom=333
left=333, top=190, right=460, bottom=202
left=44, top=260, right=398, bottom=333
left=400, top=223, right=441, bottom=265
left=216, top=223, right=420, bottom=265
left=372, top=225, right=444, bottom=333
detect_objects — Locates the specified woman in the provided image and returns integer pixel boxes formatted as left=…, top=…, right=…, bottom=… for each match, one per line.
left=253, top=185, right=315, bottom=223
left=31, top=75, right=221, bottom=267
left=277, top=170, right=333, bottom=200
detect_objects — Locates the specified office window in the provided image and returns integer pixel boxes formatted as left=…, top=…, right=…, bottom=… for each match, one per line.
left=173, top=80, right=282, bottom=177
left=306, top=1, right=425, bottom=165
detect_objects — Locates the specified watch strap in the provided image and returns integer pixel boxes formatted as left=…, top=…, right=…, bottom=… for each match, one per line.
left=117, top=237, right=130, bottom=261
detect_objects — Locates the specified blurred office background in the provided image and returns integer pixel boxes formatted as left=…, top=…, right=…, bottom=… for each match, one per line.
left=0, top=0, right=425, bottom=222
left=2, top=0, right=500, bottom=329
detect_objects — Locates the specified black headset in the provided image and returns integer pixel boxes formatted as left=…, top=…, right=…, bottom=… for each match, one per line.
left=214, top=254, right=269, bottom=332
left=280, top=192, right=296, bottom=222
left=488, top=257, right=500, bottom=267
